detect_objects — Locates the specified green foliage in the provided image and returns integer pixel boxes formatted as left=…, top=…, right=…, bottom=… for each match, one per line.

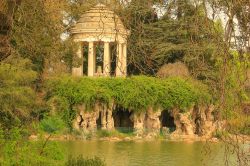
left=213, top=130, right=229, bottom=139
left=11, top=0, right=73, bottom=74
left=40, top=116, right=65, bottom=134
left=96, top=129, right=134, bottom=138
left=0, top=58, right=37, bottom=128
left=114, top=0, right=223, bottom=78
left=96, top=130, right=113, bottom=138
left=47, top=96, right=74, bottom=130
left=227, top=115, right=250, bottom=135
left=219, top=51, right=250, bottom=119
left=146, top=4, right=221, bottom=79
left=66, top=156, right=106, bottom=166
left=46, top=75, right=211, bottom=115
left=0, top=127, right=65, bottom=166
left=227, top=51, right=249, bottom=101
left=121, top=0, right=158, bottom=74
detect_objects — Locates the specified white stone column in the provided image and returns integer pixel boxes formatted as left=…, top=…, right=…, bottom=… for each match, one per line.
left=72, top=42, right=83, bottom=76
left=116, top=43, right=123, bottom=77
left=103, top=42, right=111, bottom=76
left=88, top=42, right=96, bottom=76
left=122, top=43, right=127, bottom=76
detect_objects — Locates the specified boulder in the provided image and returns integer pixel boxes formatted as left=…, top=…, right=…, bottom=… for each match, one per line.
left=130, top=112, right=145, bottom=135
left=73, top=103, right=115, bottom=131
left=193, top=105, right=217, bottom=137
left=170, top=105, right=218, bottom=139
left=96, top=102, right=114, bottom=130
left=144, top=107, right=161, bottom=133
left=170, top=108, right=195, bottom=136
left=74, top=104, right=99, bottom=131
left=157, top=62, right=190, bottom=78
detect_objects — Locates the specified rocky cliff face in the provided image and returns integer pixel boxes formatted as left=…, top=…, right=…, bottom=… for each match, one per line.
left=73, top=104, right=219, bottom=139
left=170, top=105, right=220, bottom=140
left=130, top=112, right=145, bottom=135
left=98, top=102, right=114, bottom=130
left=171, top=108, right=195, bottom=136
left=73, top=103, right=115, bottom=131
left=73, top=104, right=99, bottom=131
left=144, top=107, right=161, bottom=132
left=131, top=108, right=161, bottom=136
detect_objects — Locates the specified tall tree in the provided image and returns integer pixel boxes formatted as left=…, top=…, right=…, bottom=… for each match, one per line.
left=10, top=0, right=75, bottom=78
left=0, top=0, right=21, bottom=61
left=121, top=0, right=159, bottom=74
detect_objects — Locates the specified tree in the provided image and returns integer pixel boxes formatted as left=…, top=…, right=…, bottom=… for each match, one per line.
left=11, top=0, right=75, bottom=77
left=0, top=57, right=37, bottom=129
left=0, top=0, right=21, bottom=61
left=121, top=0, right=159, bottom=75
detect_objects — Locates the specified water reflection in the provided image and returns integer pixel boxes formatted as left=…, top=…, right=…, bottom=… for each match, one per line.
left=63, top=141, right=234, bottom=166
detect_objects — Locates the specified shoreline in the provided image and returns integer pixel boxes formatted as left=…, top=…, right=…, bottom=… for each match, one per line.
left=29, top=133, right=250, bottom=143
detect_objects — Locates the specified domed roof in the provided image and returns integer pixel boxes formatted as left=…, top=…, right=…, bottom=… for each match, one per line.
left=71, top=3, right=129, bottom=43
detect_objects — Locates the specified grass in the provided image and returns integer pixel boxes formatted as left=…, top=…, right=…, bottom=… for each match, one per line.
left=96, top=129, right=135, bottom=138
left=66, top=155, right=106, bottom=166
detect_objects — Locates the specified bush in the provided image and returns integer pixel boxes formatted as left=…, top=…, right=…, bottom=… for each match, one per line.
left=96, top=130, right=112, bottom=138
left=46, top=75, right=210, bottom=112
left=213, top=130, right=228, bottom=139
left=0, top=59, right=37, bottom=129
left=45, top=75, right=211, bottom=128
left=157, top=62, right=190, bottom=78
left=40, top=116, right=65, bottom=134
left=66, top=156, right=106, bottom=166
left=0, top=127, right=65, bottom=166
left=227, top=115, right=250, bottom=135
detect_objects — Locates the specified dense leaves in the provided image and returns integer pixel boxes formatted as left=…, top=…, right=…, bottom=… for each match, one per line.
left=0, top=127, right=65, bottom=166
left=11, top=0, right=75, bottom=74
left=0, top=0, right=249, bottom=165
left=0, top=58, right=37, bottom=128
left=46, top=76, right=211, bottom=113
left=66, top=156, right=106, bottom=166
left=40, top=116, right=65, bottom=134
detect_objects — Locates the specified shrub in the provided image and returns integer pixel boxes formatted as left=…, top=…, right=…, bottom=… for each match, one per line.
left=227, top=115, right=250, bottom=135
left=0, top=58, right=37, bottom=129
left=96, top=130, right=112, bottom=138
left=45, top=75, right=211, bottom=127
left=40, top=116, right=65, bottom=134
left=66, top=156, right=106, bottom=166
left=157, top=62, right=190, bottom=78
left=0, top=127, right=65, bottom=166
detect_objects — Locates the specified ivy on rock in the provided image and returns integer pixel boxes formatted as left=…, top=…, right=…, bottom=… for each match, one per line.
left=46, top=75, right=211, bottom=114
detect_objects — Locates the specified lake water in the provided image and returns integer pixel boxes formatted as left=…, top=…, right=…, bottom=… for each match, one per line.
left=63, top=140, right=244, bottom=166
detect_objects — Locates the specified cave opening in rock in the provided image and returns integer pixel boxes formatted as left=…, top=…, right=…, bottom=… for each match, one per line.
left=160, top=110, right=176, bottom=132
left=96, top=111, right=102, bottom=129
left=112, top=106, right=133, bottom=133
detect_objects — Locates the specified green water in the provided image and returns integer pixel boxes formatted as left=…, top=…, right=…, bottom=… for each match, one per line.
left=63, top=140, right=243, bottom=166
